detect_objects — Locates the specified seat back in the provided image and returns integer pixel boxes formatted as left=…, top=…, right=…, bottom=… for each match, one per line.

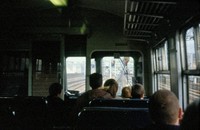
left=89, top=98, right=149, bottom=108
left=0, top=96, right=72, bottom=129
left=46, top=96, right=70, bottom=129
left=76, top=107, right=152, bottom=130
left=0, top=97, right=16, bottom=129
left=13, top=96, right=47, bottom=129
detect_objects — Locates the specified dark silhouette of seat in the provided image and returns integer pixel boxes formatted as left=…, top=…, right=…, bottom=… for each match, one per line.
left=89, top=98, right=149, bottom=108
left=0, top=96, right=73, bottom=130
left=13, top=96, right=47, bottom=129
left=76, top=107, right=151, bottom=130
left=0, top=97, right=16, bottom=129
left=46, top=96, right=70, bottom=129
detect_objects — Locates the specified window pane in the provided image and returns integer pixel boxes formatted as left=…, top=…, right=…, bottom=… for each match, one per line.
left=156, top=49, right=159, bottom=71
left=101, top=57, right=134, bottom=95
left=197, top=24, right=200, bottom=69
left=91, top=59, right=96, bottom=74
left=158, top=74, right=171, bottom=90
left=66, top=57, right=85, bottom=93
left=188, top=76, right=200, bottom=104
left=153, top=51, right=156, bottom=71
left=162, top=42, right=169, bottom=70
left=155, top=42, right=169, bottom=71
left=185, top=27, right=197, bottom=70
left=158, top=48, right=162, bottom=70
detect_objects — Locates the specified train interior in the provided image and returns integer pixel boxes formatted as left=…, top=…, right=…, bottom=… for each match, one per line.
left=0, top=0, right=200, bottom=129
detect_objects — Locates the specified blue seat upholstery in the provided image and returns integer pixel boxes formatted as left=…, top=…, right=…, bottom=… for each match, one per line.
left=76, top=107, right=152, bottom=130
left=89, top=98, right=149, bottom=108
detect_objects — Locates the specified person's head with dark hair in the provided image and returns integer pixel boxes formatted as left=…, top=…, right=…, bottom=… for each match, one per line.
left=104, top=78, right=118, bottom=98
left=131, top=83, right=145, bottom=99
left=121, top=86, right=132, bottom=98
left=149, top=89, right=182, bottom=126
left=89, top=73, right=103, bottom=89
left=49, top=82, right=63, bottom=97
left=180, top=99, right=199, bottom=130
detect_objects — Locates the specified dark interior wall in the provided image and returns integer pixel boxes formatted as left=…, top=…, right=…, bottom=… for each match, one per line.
left=84, top=8, right=125, bottom=49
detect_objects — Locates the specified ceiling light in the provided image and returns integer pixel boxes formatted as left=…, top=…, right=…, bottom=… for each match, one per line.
left=50, top=0, right=68, bottom=6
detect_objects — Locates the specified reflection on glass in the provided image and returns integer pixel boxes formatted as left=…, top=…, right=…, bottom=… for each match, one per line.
left=36, top=59, right=42, bottom=71
left=188, top=76, right=200, bottom=104
left=66, top=57, right=85, bottom=93
left=158, top=74, right=171, bottom=90
left=185, top=27, right=197, bottom=70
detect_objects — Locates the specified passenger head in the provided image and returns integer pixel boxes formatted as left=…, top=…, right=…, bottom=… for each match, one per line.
left=89, top=73, right=103, bottom=89
left=104, top=78, right=118, bottom=98
left=49, top=82, right=62, bottom=97
left=121, top=86, right=132, bottom=98
left=131, top=83, right=145, bottom=99
left=149, top=89, right=182, bottom=125
left=180, top=99, right=199, bottom=130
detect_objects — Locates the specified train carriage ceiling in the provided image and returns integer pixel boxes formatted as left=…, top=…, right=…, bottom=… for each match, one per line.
left=0, top=0, right=200, bottom=46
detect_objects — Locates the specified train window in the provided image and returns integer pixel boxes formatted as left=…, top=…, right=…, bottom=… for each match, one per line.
left=188, top=76, right=200, bottom=103
left=156, top=42, right=169, bottom=71
left=66, top=57, right=86, bottom=93
left=198, top=24, right=200, bottom=67
left=181, top=24, right=200, bottom=104
left=185, top=27, right=197, bottom=70
left=91, top=58, right=96, bottom=74
left=153, top=41, right=171, bottom=90
left=157, top=74, right=171, bottom=90
left=101, top=56, right=134, bottom=95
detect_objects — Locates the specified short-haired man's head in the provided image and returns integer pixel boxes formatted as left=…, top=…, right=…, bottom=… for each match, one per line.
left=131, top=83, right=145, bottom=99
left=49, top=82, right=62, bottom=96
left=89, top=73, right=102, bottom=89
left=149, top=89, right=180, bottom=125
left=180, top=99, right=199, bottom=130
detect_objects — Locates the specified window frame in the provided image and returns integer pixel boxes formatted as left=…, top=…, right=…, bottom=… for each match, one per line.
left=153, top=41, right=171, bottom=91
left=180, top=23, right=200, bottom=106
